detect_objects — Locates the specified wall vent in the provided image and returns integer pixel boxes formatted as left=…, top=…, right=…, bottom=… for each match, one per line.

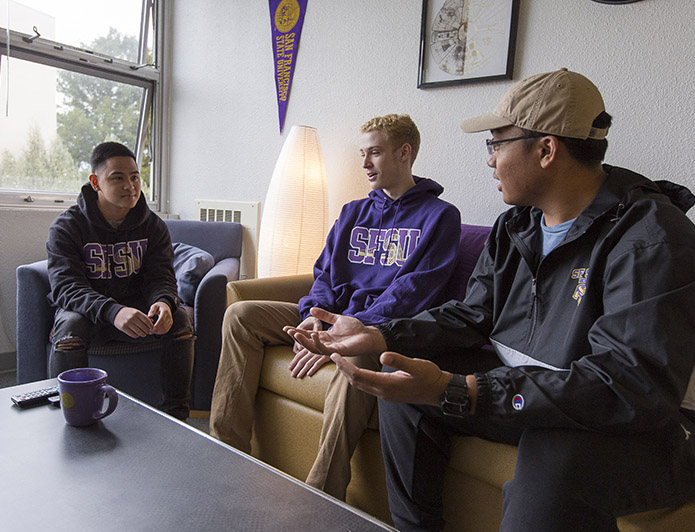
left=194, top=200, right=261, bottom=279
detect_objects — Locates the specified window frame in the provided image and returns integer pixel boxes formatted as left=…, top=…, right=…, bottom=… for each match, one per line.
left=0, top=0, right=164, bottom=211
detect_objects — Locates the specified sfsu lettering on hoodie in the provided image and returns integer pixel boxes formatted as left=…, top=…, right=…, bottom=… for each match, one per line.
left=347, top=226, right=421, bottom=267
left=83, top=239, right=148, bottom=279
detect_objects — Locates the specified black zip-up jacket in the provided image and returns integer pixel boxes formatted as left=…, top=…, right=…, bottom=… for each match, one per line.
left=47, top=183, right=178, bottom=325
left=380, top=165, right=695, bottom=434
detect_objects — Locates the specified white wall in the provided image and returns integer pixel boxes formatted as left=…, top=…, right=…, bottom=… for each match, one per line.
left=0, top=208, right=61, bottom=361
left=167, top=0, right=695, bottom=227
left=2, top=0, right=695, bottom=359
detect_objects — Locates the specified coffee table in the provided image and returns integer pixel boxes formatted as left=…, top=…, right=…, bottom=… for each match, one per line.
left=2, top=379, right=395, bottom=531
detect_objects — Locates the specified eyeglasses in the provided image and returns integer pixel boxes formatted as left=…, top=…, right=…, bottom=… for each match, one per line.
left=485, top=134, right=545, bottom=156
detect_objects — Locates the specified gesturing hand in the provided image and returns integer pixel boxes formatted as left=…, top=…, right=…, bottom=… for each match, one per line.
left=283, top=307, right=386, bottom=359
left=288, top=315, right=329, bottom=378
left=292, top=315, right=323, bottom=352
left=331, top=351, right=450, bottom=406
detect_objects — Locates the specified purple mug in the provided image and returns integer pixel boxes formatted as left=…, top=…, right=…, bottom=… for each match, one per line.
left=57, top=368, right=119, bottom=427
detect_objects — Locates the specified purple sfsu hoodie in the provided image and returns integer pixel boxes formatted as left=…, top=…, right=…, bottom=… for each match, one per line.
left=299, top=176, right=461, bottom=326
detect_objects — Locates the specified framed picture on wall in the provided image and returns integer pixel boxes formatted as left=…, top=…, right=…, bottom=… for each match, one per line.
left=418, top=0, right=520, bottom=89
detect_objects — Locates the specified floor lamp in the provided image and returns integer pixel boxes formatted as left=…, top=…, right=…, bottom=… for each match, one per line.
left=257, top=125, right=328, bottom=278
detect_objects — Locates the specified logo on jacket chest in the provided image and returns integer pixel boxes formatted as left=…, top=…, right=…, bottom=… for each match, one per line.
left=83, top=239, right=148, bottom=279
left=571, top=267, right=589, bottom=305
left=347, top=227, right=421, bottom=267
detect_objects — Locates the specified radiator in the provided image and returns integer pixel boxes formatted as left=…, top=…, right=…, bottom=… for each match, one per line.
left=194, top=200, right=261, bottom=279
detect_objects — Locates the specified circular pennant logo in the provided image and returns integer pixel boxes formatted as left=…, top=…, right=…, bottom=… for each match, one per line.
left=275, top=0, right=301, bottom=33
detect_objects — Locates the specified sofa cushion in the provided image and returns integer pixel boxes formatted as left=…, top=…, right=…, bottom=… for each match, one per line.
left=172, top=242, right=215, bottom=306
left=445, top=224, right=492, bottom=302
left=448, top=437, right=517, bottom=489
left=260, top=346, right=333, bottom=412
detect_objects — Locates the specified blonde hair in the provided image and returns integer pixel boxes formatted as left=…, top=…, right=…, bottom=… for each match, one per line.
left=361, top=114, right=420, bottom=166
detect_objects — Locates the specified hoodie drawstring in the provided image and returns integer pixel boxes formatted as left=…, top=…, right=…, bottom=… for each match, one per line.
left=377, top=198, right=403, bottom=267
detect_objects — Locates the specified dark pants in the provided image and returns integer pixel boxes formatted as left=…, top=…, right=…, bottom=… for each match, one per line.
left=378, top=350, right=695, bottom=532
left=49, top=306, right=195, bottom=420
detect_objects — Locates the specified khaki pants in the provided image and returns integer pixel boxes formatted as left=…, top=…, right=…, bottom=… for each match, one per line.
left=209, top=300, right=379, bottom=500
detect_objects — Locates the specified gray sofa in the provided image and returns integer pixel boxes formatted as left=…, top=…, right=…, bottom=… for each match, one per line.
left=15, top=218, right=242, bottom=411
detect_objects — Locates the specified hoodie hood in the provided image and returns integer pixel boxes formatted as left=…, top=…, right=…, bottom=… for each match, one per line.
left=366, top=176, right=447, bottom=252
left=601, top=164, right=695, bottom=215
left=78, top=182, right=151, bottom=232
left=367, top=175, right=444, bottom=209
left=559, top=165, right=695, bottom=233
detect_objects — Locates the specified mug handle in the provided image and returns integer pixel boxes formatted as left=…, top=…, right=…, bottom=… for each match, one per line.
left=95, top=384, right=119, bottom=420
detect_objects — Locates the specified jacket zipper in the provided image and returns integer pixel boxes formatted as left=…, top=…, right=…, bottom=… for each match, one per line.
left=510, top=198, right=623, bottom=354
left=506, top=219, right=541, bottom=352
left=526, top=276, right=539, bottom=351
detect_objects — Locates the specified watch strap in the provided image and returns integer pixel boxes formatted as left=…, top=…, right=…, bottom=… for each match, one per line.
left=440, top=373, right=470, bottom=418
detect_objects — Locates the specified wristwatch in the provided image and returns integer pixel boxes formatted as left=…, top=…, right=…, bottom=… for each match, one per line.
left=440, top=373, right=470, bottom=418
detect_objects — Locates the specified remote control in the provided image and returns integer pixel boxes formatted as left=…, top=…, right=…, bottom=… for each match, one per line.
left=11, top=385, right=60, bottom=408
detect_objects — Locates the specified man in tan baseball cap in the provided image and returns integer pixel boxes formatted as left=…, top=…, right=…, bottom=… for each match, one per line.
left=460, top=67, right=609, bottom=140
left=288, top=69, right=695, bottom=531
left=460, top=68, right=614, bottom=223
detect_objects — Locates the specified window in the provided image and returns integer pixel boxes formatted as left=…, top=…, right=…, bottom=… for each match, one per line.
left=0, top=0, right=163, bottom=208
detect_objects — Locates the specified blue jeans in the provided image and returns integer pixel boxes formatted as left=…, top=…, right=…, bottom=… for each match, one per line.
left=49, top=306, right=194, bottom=419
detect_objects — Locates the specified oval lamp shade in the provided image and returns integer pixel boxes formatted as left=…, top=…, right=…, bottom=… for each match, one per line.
left=257, top=125, right=328, bottom=278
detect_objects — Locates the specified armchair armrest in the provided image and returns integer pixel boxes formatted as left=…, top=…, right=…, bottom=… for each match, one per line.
left=16, top=260, right=53, bottom=383
left=190, top=256, right=241, bottom=411
left=227, top=274, right=314, bottom=306
left=194, top=257, right=241, bottom=330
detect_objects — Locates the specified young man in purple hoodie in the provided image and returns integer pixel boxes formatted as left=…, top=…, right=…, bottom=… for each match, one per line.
left=209, top=114, right=461, bottom=499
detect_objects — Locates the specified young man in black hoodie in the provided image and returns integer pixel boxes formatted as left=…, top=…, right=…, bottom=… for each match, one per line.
left=287, top=70, right=695, bottom=531
left=46, top=142, right=194, bottom=420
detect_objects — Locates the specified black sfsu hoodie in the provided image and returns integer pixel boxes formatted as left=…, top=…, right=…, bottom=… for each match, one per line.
left=47, top=183, right=178, bottom=325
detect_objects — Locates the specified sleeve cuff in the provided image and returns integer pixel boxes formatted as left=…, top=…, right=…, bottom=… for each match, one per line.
left=101, top=301, right=124, bottom=325
left=473, top=372, right=492, bottom=415
left=375, top=322, right=396, bottom=350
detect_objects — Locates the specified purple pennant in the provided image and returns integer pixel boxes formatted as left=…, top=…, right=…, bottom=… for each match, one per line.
left=269, top=0, right=308, bottom=132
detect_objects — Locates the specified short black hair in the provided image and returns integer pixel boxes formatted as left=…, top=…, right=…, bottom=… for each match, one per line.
left=521, top=111, right=613, bottom=166
left=90, top=142, right=137, bottom=174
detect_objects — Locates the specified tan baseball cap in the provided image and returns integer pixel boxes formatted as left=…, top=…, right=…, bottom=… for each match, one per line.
left=460, top=68, right=609, bottom=140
